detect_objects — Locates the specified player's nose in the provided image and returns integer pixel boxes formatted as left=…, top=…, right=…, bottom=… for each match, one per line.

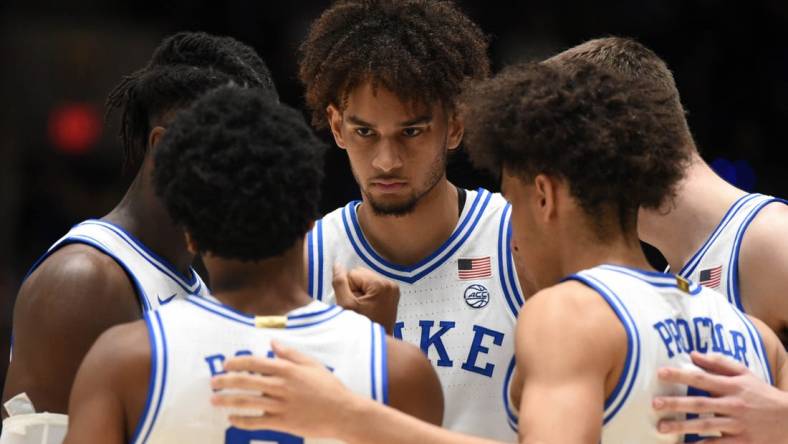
left=371, top=138, right=403, bottom=173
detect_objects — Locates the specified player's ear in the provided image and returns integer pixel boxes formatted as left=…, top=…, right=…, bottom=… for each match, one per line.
left=326, top=104, right=348, bottom=150
left=446, top=113, right=464, bottom=151
left=534, top=174, right=557, bottom=223
left=148, top=126, right=167, bottom=151
left=184, top=232, right=199, bottom=256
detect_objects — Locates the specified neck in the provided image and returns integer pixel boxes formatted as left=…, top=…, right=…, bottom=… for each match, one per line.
left=638, top=155, right=747, bottom=271
left=103, top=158, right=193, bottom=276
left=556, top=224, right=651, bottom=284
left=205, top=244, right=312, bottom=316
left=358, top=178, right=458, bottom=266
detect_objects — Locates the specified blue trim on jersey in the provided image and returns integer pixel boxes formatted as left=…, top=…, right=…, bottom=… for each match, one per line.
left=505, top=219, right=524, bottom=307
left=288, top=304, right=336, bottom=320
left=599, top=264, right=702, bottom=295
left=502, top=356, right=519, bottom=433
left=565, top=273, right=642, bottom=425
left=731, top=307, right=774, bottom=385
left=307, top=229, right=315, bottom=297
left=497, top=204, right=521, bottom=319
left=130, top=312, right=160, bottom=444
left=186, top=296, right=255, bottom=326
left=143, top=311, right=169, bottom=444
left=317, top=220, right=324, bottom=301
left=370, top=321, right=378, bottom=401
left=379, top=324, right=389, bottom=405
left=728, top=197, right=788, bottom=312
left=33, top=236, right=151, bottom=312
left=339, top=189, right=493, bottom=283
left=286, top=308, right=343, bottom=329
left=80, top=220, right=202, bottom=294
left=679, top=194, right=760, bottom=278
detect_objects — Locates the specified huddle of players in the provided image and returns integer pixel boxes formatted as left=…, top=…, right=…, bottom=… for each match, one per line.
left=3, top=1, right=788, bottom=443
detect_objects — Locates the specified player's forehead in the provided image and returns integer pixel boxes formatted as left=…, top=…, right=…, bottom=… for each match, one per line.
left=341, top=81, right=443, bottom=127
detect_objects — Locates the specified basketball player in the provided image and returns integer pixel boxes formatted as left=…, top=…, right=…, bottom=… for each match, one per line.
left=211, top=62, right=788, bottom=443
left=64, top=86, right=442, bottom=444
left=548, top=38, right=788, bottom=347
left=544, top=37, right=788, bottom=440
left=297, top=1, right=524, bottom=439
left=1, top=32, right=277, bottom=438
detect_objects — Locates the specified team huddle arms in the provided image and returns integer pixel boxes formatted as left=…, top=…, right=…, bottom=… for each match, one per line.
left=3, top=1, right=788, bottom=444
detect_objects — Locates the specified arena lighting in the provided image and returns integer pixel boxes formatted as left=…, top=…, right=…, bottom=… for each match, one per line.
left=47, top=103, right=102, bottom=155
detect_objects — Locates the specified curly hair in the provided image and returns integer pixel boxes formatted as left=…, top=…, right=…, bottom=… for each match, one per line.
left=298, top=0, right=490, bottom=127
left=106, top=31, right=278, bottom=171
left=463, top=61, right=690, bottom=235
left=153, top=86, right=326, bottom=261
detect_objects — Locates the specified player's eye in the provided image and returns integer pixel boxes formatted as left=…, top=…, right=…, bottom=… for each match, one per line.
left=402, top=127, right=423, bottom=137
left=355, top=127, right=375, bottom=137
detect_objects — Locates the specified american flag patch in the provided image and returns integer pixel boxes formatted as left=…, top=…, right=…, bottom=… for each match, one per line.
left=458, top=257, right=492, bottom=280
left=699, top=265, right=723, bottom=288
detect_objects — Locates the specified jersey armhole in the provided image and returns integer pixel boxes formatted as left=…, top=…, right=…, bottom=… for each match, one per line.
left=129, top=311, right=168, bottom=444
left=562, top=273, right=641, bottom=425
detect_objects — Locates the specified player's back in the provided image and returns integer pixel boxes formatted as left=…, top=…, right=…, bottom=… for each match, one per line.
left=568, top=264, right=773, bottom=443
left=134, top=297, right=387, bottom=444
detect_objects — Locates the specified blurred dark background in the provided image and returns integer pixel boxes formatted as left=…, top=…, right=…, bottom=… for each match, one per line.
left=1, top=0, right=787, bottom=391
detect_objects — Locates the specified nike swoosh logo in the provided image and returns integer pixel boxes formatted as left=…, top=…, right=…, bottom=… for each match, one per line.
left=157, top=293, right=177, bottom=305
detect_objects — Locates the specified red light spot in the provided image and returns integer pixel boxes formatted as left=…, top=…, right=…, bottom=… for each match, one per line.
left=48, top=103, right=102, bottom=155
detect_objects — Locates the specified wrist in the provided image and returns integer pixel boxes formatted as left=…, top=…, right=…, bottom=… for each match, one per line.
left=334, top=394, right=378, bottom=443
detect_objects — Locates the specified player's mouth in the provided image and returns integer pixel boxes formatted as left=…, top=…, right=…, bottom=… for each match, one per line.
left=370, top=180, right=407, bottom=192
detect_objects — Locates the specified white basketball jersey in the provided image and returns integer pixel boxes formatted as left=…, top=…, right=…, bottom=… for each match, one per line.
left=674, top=193, right=787, bottom=312
left=25, top=219, right=210, bottom=312
left=505, top=264, right=773, bottom=443
left=306, top=188, right=522, bottom=440
left=132, top=297, right=387, bottom=444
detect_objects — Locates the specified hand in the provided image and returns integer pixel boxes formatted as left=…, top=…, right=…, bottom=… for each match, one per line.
left=653, top=351, right=788, bottom=443
left=332, top=263, right=400, bottom=334
left=211, top=341, right=363, bottom=438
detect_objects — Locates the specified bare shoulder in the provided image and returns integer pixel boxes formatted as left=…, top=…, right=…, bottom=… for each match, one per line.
left=3, top=243, right=141, bottom=412
left=516, top=280, right=627, bottom=377
left=738, top=202, right=788, bottom=329
left=517, top=280, right=621, bottom=338
left=385, top=336, right=443, bottom=425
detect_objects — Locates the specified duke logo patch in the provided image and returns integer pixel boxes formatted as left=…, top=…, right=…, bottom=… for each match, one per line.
left=464, top=284, right=490, bottom=309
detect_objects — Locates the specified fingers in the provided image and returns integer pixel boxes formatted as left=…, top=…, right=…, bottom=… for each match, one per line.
left=332, top=263, right=358, bottom=309
left=211, top=372, right=287, bottom=397
left=271, top=340, right=324, bottom=367
left=653, top=395, right=745, bottom=416
left=657, top=416, right=743, bottom=436
left=690, top=352, right=748, bottom=377
left=657, top=367, right=735, bottom=395
left=222, top=355, right=290, bottom=375
left=211, top=392, right=283, bottom=414
left=228, top=414, right=280, bottom=431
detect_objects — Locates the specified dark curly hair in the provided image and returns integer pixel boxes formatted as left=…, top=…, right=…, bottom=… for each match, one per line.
left=545, top=37, right=694, bottom=148
left=106, top=31, right=278, bottom=171
left=463, top=61, right=690, bottom=235
left=298, top=0, right=490, bottom=128
left=153, top=86, right=326, bottom=261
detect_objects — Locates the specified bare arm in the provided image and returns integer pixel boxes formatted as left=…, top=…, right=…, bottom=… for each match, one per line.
left=738, top=203, right=788, bottom=345
left=212, top=341, right=498, bottom=444
left=64, top=321, right=150, bottom=444
left=654, top=317, right=788, bottom=442
left=331, top=264, right=400, bottom=335
left=515, top=282, right=623, bottom=444
left=2, top=245, right=141, bottom=414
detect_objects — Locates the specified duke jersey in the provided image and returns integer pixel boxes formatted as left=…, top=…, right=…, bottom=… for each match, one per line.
left=24, top=219, right=209, bottom=313
left=504, top=264, right=773, bottom=443
left=671, top=193, right=787, bottom=312
left=132, top=297, right=388, bottom=444
left=306, top=188, right=523, bottom=440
